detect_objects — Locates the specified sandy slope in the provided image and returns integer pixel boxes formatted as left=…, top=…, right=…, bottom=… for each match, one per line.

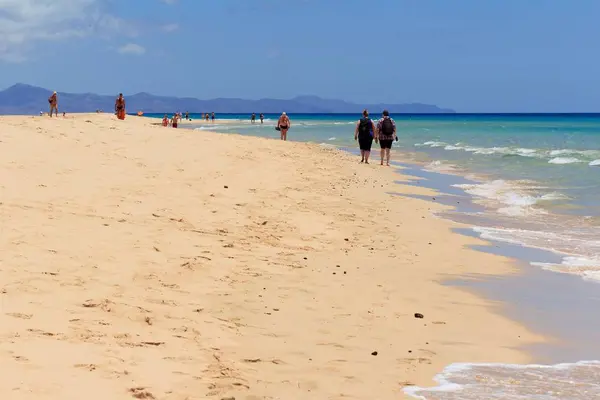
left=0, top=114, right=542, bottom=400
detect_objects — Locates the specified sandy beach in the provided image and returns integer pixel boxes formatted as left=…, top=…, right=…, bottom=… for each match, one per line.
left=0, top=113, right=542, bottom=400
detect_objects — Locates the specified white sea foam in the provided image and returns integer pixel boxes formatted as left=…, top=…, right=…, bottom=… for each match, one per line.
left=548, top=157, right=584, bottom=164
left=452, top=180, right=565, bottom=216
left=472, top=226, right=600, bottom=282
left=589, top=159, right=600, bottom=166
left=414, top=143, right=600, bottom=166
left=424, top=160, right=457, bottom=173
left=328, top=137, right=336, bottom=141
left=531, top=256, right=600, bottom=282
left=404, top=360, right=600, bottom=399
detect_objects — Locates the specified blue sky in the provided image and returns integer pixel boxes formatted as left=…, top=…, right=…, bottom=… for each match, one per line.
left=0, top=0, right=598, bottom=112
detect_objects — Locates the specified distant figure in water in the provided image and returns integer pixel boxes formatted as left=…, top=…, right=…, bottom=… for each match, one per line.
left=260, top=113, right=264, bottom=124
left=171, top=114, right=178, bottom=128
left=375, top=110, right=397, bottom=166
left=185, top=111, right=189, bottom=121
left=48, top=91, right=58, bottom=117
left=251, top=113, right=256, bottom=123
left=206, top=113, right=210, bottom=122
left=277, top=112, right=291, bottom=141
left=162, top=114, right=169, bottom=127
left=355, top=109, right=375, bottom=164
left=211, top=112, right=215, bottom=122
left=115, top=93, right=126, bottom=120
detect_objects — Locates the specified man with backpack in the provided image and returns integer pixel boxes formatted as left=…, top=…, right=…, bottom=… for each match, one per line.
left=375, top=110, right=397, bottom=166
left=354, top=109, right=375, bottom=163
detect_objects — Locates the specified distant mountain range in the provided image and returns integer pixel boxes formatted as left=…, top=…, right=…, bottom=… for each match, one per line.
left=0, top=83, right=455, bottom=114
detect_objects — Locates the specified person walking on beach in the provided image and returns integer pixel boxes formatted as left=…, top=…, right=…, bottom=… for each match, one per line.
left=355, top=109, right=376, bottom=163
left=260, top=113, right=264, bottom=124
left=251, top=113, right=256, bottom=123
left=115, top=93, right=126, bottom=120
left=171, top=114, right=178, bottom=128
left=48, top=91, right=58, bottom=117
left=211, top=112, right=215, bottom=122
left=277, top=112, right=291, bottom=141
left=375, top=110, right=397, bottom=166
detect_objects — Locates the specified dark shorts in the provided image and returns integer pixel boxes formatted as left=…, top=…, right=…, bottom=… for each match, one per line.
left=358, top=135, right=373, bottom=151
left=379, top=139, right=393, bottom=149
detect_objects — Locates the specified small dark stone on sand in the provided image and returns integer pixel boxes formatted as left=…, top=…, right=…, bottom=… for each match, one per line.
left=333, top=272, right=336, bottom=275
left=224, top=185, right=229, bottom=189
left=371, top=351, right=378, bottom=356
left=414, top=313, right=424, bottom=319
left=336, top=265, right=340, bottom=268
left=261, top=221, right=268, bottom=225
left=221, top=397, right=236, bottom=400
left=426, top=342, right=429, bottom=345
left=428, top=242, right=432, bottom=245
left=408, top=350, right=412, bottom=353
left=344, top=238, right=349, bottom=241
left=343, top=271, right=347, bottom=274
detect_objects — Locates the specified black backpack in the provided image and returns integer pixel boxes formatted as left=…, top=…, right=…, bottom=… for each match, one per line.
left=381, top=118, right=394, bottom=135
left=358, top=118, right=371, bottom=136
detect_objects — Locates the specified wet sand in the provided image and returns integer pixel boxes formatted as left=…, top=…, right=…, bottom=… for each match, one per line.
left=0, top=113, right=541, bottom=399
left=393, top=163, right=600, bottom=365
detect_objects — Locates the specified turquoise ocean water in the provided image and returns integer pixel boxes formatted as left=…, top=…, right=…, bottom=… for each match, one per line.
left=143, top=113, right=600, bottom=398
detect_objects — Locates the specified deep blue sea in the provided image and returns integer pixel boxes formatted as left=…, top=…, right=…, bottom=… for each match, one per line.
left=142, top=112, right=600, bottom=398
left=144, top=113, right=600, bottom=284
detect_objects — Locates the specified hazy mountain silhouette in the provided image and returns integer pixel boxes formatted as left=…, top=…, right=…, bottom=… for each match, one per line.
left=0, top=83, right=455, bottom=114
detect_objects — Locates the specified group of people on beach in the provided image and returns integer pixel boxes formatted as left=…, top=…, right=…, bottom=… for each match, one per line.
left=354, top=109, right=397, bottom=166
left=44, top=93, right=395, bottom=165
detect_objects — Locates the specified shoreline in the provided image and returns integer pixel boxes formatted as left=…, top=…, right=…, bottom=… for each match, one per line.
left=1, top=113, right=542, bottom=399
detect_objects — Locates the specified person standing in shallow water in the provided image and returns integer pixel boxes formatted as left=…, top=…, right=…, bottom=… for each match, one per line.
left=211, top=112, right=215, bottom=122
left=251, top=113, right=256, bottom=123
left=277, top=112, right=291, bottom=141
left=260, top=113, right=264, bottom=124
left=355, top=109, right=376, bottom=163
left=375, top=110, right=397, bottom=166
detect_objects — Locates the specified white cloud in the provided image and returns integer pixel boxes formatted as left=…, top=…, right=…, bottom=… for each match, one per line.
left=117, top=43, right=146, bottom=55
left=161, top=23, right=179, bottom=33
left=0, top=0, right=130, bottom=62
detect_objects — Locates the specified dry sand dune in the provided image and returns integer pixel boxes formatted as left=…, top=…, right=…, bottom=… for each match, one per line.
left=0, top=114, right=541, bottom=399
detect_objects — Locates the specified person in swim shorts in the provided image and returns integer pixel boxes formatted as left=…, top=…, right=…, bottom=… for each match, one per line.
left=260, top=113, right=264, bottom=124
left=355, top=109, right=376, bottom=163
left=211, top=112, right=215, bottom=122
left=375, top=109, right=397, bottom=166
left=277, top=112, right=291, bottom=141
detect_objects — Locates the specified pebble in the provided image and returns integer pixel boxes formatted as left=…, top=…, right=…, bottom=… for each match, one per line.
left=414, top=313, right=424, bottom=319
left=224, top=185, right=229, bottom=189
left=371, top=351, right=378, bottom=356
